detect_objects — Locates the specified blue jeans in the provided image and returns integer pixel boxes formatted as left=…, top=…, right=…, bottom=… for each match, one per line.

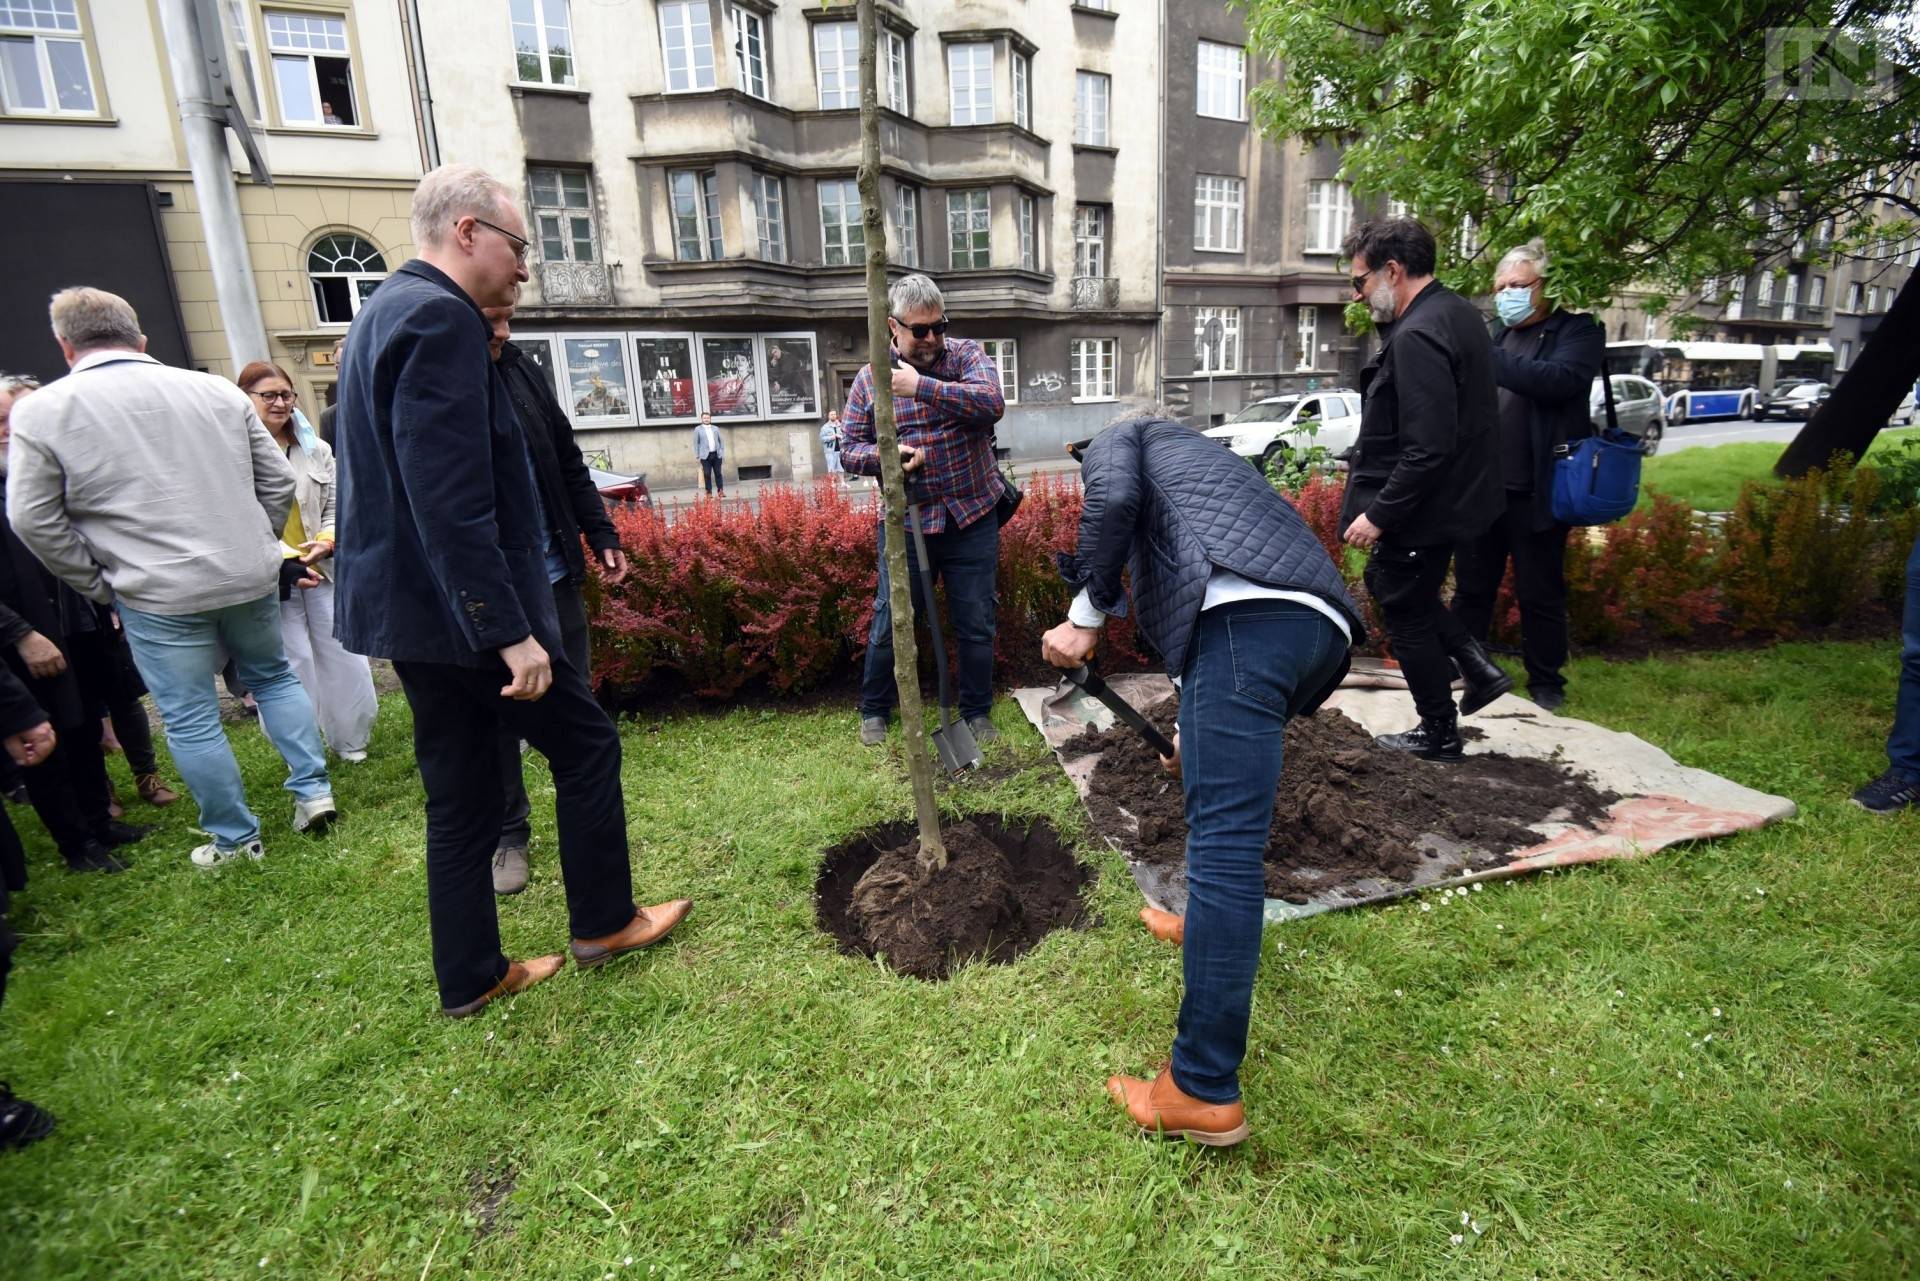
left=1888, top=533, right=1920, bottom=782
left=118, top=595, right=331, bottom=850
left=859, top=511, right=998, bottom=722
left=1172, top=599, right=1347, bottom=1104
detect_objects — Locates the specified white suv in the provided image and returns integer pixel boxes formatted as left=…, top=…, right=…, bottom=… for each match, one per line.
left=1202, top=391, right=1363, bottom=468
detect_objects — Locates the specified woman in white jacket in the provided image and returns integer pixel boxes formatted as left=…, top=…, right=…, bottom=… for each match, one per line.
left=236, top=363, right=377, bottom=761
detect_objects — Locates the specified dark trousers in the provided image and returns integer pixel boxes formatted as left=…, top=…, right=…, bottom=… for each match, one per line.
left=393, top=654, right=636, bottom=1008
left=1173, top=600, right=1348, bottom=1103
left=498, top=580, right=592, bottom=850
left=1889, top=533, right=1920, bottom=782
left=21, top=717, right=111, bottom=860
left=858, top=511, right=998, bottom=723
left=67, top=627, right=159, bottom=777
left=1452, top=492, right=1572, bottom=695
left=1363, top=541, right=1474, bottom=723
left=699, top=454, right=725, bottom=494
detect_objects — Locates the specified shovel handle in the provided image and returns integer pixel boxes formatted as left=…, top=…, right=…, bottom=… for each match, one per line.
left=1063, top=665, right=1177, bottom=757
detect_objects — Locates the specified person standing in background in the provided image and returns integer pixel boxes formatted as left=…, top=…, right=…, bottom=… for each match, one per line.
left=694, top=414, right=725, bottom=496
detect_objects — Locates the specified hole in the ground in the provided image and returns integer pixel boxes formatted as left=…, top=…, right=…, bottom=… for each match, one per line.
left=815, top=814, right=1095, bottom=981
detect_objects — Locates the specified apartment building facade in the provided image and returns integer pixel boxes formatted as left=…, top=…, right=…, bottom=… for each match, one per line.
left=413, top=0, right=1162, bottom=488
left=0, top=0, right=427, bottom=406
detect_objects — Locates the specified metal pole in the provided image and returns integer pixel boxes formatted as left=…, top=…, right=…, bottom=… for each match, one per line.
left=154, top=0, right=269, bottom=370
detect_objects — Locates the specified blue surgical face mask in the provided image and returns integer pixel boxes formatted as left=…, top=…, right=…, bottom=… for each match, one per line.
left=1495, top=285, right=1538, bottom=327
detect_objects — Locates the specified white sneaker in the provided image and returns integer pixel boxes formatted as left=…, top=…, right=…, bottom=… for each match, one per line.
left=337, top=749, right=368, bottom=763
left=292, top=793, right=338, bottom=834
left=190, top=839, right=264, bottom=868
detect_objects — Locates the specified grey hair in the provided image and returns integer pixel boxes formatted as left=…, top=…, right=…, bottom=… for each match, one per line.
left=0, top=372, right=41, bottom=395
left=888, top=273, right=945, bottom=317
left=410, top=163, right=517, bottom=249
left=1497, top=238, right=1550, bottom=278
left=49, top=287, right=143, bottom=352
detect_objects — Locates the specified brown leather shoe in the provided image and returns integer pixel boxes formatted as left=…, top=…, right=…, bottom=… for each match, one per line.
left=1106, top=1068, right=1249, bottom=1147
left=1140, top=907, right=1185, bottom=946
left=440, top=954, right=565, bottom=1019
left=136, top=773, right=181, bottom=807
left=570, top=899, right=693, bottom=969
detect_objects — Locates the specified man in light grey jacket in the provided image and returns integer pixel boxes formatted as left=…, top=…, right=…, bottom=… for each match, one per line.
left=7, top=288, right=336, bottom=867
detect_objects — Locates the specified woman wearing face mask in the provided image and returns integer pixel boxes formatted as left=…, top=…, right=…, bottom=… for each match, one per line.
left=1448, top=240, right=1603, bottom=713
left=235, top=363, right=378, bottom=762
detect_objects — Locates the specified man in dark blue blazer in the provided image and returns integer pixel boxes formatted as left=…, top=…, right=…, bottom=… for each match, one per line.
left=332, top=164, right=691, bottom=1019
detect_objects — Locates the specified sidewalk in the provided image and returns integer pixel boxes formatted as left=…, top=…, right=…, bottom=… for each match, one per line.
left=644, top=454, right=1082, bottom=515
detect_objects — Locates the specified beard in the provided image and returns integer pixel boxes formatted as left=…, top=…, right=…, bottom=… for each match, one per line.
left=1366, top=278, right=1399, bottom=324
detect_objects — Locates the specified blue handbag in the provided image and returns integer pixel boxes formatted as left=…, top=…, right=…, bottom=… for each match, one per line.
left=1551, top=361, right=1642, bottom=525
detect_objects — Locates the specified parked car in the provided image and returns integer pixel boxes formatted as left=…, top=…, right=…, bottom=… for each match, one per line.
left=1755, top=382, right=1832, bottom=422
left=591, top=467, right=651, bottom=507
left=1590, top=373, right=1667, bottom=455
left=1202, top=391, right=1363, bottom=468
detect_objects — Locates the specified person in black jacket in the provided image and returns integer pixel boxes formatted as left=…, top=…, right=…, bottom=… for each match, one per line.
left=1449, top=240, right=1602, bottom=712
left=0, top=662, right=58, bottom=1150
left=1044, top=417, right=1365, bottom=1148
left=1339, top=218, right=1508, bottom=760
left=484, top=304, right=630, bottom=896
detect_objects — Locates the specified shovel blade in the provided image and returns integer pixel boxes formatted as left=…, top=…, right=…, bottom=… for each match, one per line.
left=931, top=718, right=983, bottom=773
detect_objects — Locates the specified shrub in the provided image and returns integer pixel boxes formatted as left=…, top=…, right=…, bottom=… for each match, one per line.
left=1718, top=453, right=1887, bottom=633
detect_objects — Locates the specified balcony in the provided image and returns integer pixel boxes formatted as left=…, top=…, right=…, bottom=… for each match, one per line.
left=1070, top=275, right=1119, bottom=310
left=536, top=261, right=613, bottom=305
left=1734, top=299, right=1830, bottom=327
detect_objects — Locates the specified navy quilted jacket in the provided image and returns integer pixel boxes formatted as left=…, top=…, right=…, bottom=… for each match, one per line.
left=1057, top=416, right=1366, bottom=688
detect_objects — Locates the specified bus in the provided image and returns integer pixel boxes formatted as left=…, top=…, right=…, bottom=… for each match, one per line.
left=1605, top=341, right=1835, bottom=423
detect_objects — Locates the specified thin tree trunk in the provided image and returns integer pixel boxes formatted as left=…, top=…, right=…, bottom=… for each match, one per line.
left=1776, top=272, right=1920, bottom=478
left=858, top=0, right=944, bottom=869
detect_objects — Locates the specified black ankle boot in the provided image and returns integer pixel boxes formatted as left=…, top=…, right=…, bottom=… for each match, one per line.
left=1448, top=639, right=1513, bottom=716
left=1376, top=714, right=1465, bottom=761
left=64, top=841, right=128, bottom=874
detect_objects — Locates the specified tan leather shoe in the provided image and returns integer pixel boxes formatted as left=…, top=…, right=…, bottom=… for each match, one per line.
left=1105, top=1068, right=1249, bottom=1147
left=1140, top=907, right=1185, bottom=945
left=136, top=773, right=181, bottom=807
left=570, top=899, right=693, bottom=969
left=441, top=953, right=565, bottom=1019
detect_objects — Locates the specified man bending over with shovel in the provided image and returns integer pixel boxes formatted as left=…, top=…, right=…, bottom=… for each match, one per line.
left=1043, top=417, right=1364, bottom=1147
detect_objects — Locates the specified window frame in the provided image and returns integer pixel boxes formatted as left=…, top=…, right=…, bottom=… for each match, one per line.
left=1018, top=192, right=1037, bottom=272
left=818, top=177, right=865, bottom=266
left=263, top=7, right=359, bottom=128
left=508, top=0, right=574, bottom=87
left=1304, top=180, right=1351, bottom=254
left=1073, top=204, right=1107, bottom=278
left=305, top=231, right=387, bottom=328
left=1074, top=70, right=1110, bottom=146
left=947, top=187, right=991, bottom=270
left=726, top=3, right=768, bottom=99
left=658, top=0, right=716, bottom=93
left=0, top=0, right=98, bottom=117
left=527, top=166, right=598, bottom=265
left=1193, top=306, right=1241, bottom=375
left=813, top=20, right=858, bottom=109
left=978, top=338, right=1019, bottom=404
left=751, top=171, right=787, bottom=264
left=1193, top=173, right=1245, bottom=253
left=947, top=40, right=993, bottom=125
left=1010, top=47, right=1029, bottom=130
left=669, top=168, right=723, bottom=262
left=1069, top=336, right=1117, bottom=403
left=1196, top=40, right=1246, bottom=122
left=892, top=182, right=919, bottom=268
left=1295, top=305, right=1318, bottom=371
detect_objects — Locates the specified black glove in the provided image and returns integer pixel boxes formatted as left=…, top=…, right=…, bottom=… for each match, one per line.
left=277, top=558, right=312, bottom=601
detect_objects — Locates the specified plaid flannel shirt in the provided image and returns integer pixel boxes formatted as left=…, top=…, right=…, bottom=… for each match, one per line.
left=839, top=337, right=1007, bottom=533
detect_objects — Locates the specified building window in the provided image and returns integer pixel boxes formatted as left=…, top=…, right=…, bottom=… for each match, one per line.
left=307, top=233, right=386, bottom=326
left=1073, top=204, right=1107, bottom=278
left=1838, top=338, right=1852, bottom=370
left=1846, top=281, right=1862, bottom=311
left=1296, top=305, right=1317, bottom=371
left=814, top=21, right=858, bottom=109
left=1867, top=285, right=1879, bottom=311
left=1070, top=338, right=1116, bottom=402
left=883, top=28, right=908, bottom=113
left=979, top=339, right=1018, bottom=404
left=728, top=4, right=767, bottom=99
left=1756, top=272, right=1774, bottom=306
left=948, top=188, right=990, bottom=270
left=1642, top=313, right=1658, bottom=341
left=1019, top=193, right=1037, bottom=271
left=1194, top=306, right=1241, bottom=374
left=819, top=178, right=864, bottom=266
left=752, top=172, right=786, bottom=263
left=1194, top=174, right=1244, bottom=253
left=529, top=167, right=597, bottom=263
left=1387, top=198, right=1411, bottom=219
left=670, top=169, right=722, bottom=261
left=1075, top=71, right=1110, bottom=146
left=1080, top=0, right=1112, bottom=8
left=1196, top=40, right=1245, bottom=121
left=1011, top=48, right=1029, bottom=130
left=659, top=0, right=715, bottom=93
left=892, top=183, right=919, bottom=267
left=0, top=0, right=95, bottom=114
left=1456, top=213, right=1479, bottom=260
left=948, top=41, right=992, bottom=125
left=1782, top=274, right=1800, bottom=319
left=510, top=0, right=573, bottom=86
left=265, top=10, right=356, bottom=126
left=1305, top=180, right=1351, bottom=254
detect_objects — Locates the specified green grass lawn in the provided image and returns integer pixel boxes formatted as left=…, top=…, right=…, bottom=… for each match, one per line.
left=2, top=641, right=1916, bottom=1279
left=1640, top=426, right=1918, bottom=511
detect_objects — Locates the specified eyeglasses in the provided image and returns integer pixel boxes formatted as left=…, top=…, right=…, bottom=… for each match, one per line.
left=472, top=216, right=531, bottom=263
left=890, top=316, right=950, bottom=340
left=251, top=389, right=296, bottom=403
left=1350, top=267, right=1381, bottom=294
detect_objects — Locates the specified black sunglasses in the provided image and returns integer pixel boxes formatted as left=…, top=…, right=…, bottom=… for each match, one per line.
left=1350, top=266, right=1382, bottom=293
left=890, top=316, right=950, bottom=340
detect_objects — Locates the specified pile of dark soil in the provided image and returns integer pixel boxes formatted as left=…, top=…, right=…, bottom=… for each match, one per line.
left=1062, top=703, right=1620, bottom=904
left=815, top=815, right=1094, bottom=980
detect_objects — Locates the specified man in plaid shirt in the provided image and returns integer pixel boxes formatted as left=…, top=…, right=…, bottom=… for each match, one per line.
left=840, top=274, right=1007, bottom=747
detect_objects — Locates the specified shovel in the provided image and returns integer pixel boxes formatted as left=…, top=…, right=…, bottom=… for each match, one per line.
left=906, top=499, right=982, bottom=774
left=1054, top=664, right=1177, bottom=758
